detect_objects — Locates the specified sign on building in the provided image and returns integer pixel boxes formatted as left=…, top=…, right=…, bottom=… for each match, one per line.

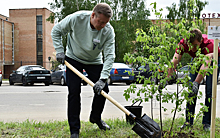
left=202, top=13, right=220, bottom=18
left=208, top=26, right=220, bottom=39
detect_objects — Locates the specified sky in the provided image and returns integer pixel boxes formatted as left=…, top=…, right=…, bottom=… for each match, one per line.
left=0, top=0, right=219, bottom=19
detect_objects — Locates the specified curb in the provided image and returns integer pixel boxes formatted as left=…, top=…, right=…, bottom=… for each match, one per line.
left=2, top=81, right=9, bottom=84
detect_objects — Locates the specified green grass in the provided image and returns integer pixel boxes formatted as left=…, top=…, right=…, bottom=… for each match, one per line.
left=2, top=79, right=8, bottom=81
left=0, top=117, right=220, bottom=138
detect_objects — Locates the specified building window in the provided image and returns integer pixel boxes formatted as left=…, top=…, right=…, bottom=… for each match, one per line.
left=36, top=15, right=43, bottom=66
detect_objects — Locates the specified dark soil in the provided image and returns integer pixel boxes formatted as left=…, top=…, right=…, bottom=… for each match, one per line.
left=163, top=131, right=195, bottom=138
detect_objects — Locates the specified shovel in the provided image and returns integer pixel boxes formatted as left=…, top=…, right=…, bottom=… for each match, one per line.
left=65, top=60, right=161, bottom=138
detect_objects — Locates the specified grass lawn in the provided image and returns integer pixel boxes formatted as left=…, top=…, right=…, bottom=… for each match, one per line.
left=1, top=117, right=220, bottom=138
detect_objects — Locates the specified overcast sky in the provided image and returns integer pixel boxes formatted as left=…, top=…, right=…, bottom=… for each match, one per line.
left=0, top=0, right=219, bottom=19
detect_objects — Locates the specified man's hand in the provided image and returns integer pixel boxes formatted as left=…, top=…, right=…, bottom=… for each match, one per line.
left=189, top=81, right=199, bottom=97
left=93, top=79, right=106, bottom=95
left=56, top=52, right=65, bottom=65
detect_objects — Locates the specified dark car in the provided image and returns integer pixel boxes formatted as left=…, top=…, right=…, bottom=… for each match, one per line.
left=108, top=63, right=134, bottom=85
left=51, top=64, right=88, bottom=86
left=9, top=65, right=51, bottom=86
left=133, top=63, right=166, bottom=84
left=51, top=64, right=67, bottom=86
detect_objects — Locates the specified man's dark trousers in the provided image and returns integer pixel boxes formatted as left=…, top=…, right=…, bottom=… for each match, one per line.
left=65, top=56, right=109, bottom=134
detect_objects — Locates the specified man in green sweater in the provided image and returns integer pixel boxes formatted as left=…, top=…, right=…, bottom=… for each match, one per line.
left=51, top=3, right=115, bottom=138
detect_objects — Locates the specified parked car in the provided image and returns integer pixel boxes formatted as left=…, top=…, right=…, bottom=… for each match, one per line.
left=51, top=64, right=67, bottom=86
left=108, top=63, right=134, bottom=85
left=176, top=65, right=206, bottom=84
left=133, top=62, right=165, bottom=84
left=51, top=64, right=88, bottom=86
left=9, top=65, right=51, bottom=86
left=176, top=65, right=190, bottom=80
left=133, top=64, right=152, bottom=84
left=0, top=69, right=2, bottom=86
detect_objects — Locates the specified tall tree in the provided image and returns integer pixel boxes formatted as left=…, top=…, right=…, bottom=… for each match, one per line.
left=111, top=0, right=151, bottom=62
left=47, top=0, right=97, bottom=23
left=166, top=0, right=208, bottom=25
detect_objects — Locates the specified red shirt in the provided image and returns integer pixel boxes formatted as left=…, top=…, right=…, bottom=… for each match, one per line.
left=175, top=34, right=220, bottom=57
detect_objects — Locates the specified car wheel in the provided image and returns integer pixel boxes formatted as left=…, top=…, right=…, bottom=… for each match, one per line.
left=30, top=82, right=34, bottom=86
left=22, top=77, right=28, bottom=86
left=126, top=82, right=132, bottom=85
left=44, top=82, right=50, bottom=86
left=107, top=78, right=112, bottom=85
left=60, top=77, right=66, bottom=86
left=9, top=79, right=14, bottom=85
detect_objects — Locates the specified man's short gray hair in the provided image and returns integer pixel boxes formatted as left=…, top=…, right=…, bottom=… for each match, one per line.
left=93, top=3, right=113, bottom=18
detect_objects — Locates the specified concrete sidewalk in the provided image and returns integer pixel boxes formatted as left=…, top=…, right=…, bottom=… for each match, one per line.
left=2, top=80, right=8, bottom=84
left=0, top=82, right=219, bottom=124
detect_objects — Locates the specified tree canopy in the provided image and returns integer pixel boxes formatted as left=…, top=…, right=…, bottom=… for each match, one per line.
left=166, top=0, right=208, bottom=26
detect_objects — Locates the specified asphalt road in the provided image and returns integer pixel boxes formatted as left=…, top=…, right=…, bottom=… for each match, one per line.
left=0, top=81, right=220, bottom=123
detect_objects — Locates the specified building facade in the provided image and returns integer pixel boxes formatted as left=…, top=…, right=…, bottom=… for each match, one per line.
left=0, top=8, right=55, bottom=78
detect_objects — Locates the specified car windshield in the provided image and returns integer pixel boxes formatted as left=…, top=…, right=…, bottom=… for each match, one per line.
left=137, top=65, right=145, bottom=70
left=179, top=66, right=190, bottom=72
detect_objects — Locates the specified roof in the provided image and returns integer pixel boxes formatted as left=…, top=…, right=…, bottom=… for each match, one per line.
left=9, top=7, right=54, bottom=14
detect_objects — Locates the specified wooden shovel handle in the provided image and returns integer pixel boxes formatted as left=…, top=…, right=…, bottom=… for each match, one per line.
left=65, top=60, right=131, bottom=116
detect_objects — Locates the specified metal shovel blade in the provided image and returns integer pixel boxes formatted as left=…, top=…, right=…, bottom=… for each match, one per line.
left=132, top=114, right=161, bottom=138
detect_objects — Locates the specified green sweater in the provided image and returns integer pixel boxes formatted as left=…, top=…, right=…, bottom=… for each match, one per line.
left=51, top=11, right=115, bottom=79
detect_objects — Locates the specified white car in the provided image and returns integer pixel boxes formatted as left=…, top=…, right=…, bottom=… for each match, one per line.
left=176, top=65, right=205, bottom=84
left=0, top=69, right=2, bottom=86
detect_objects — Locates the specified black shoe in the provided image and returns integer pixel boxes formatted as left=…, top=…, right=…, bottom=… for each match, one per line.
left=90, top=118, right=110, bottom=130
left=70, top=133, right=79, bottom=138
left=180, top=122, right=192, bottom=129
left=203, top=124, right=210, bottom=131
